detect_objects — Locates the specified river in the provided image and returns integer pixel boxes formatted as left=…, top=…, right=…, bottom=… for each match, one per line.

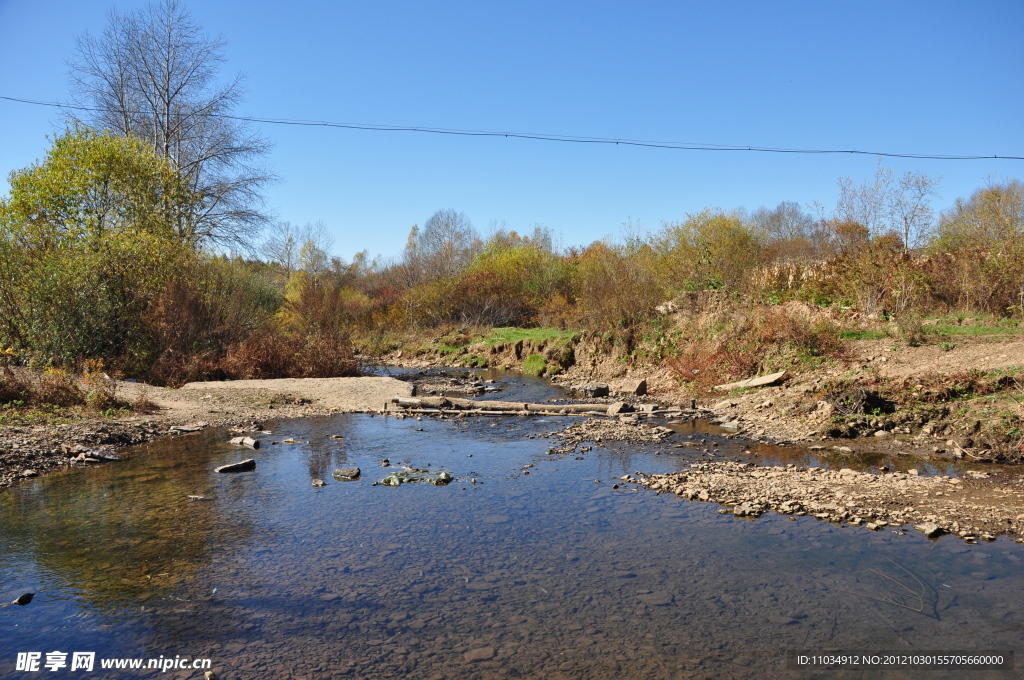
left=1, top=373, right=1020, bottom=678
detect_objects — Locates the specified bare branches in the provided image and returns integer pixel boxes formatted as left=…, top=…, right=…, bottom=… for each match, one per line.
left=832, top=161, right=940, bottom=252
left=404, top=209, right=481, bottom=282
left=836, top=558, right=938, bottom=619
left=67, top=0, right=271, bottom=251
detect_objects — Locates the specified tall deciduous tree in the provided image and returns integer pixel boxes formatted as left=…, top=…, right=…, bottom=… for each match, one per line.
left=68, top=0, right=271, bottom=249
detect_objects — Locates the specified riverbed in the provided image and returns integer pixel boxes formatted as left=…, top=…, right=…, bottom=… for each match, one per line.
left=1, top=374, right=1021, bottom=679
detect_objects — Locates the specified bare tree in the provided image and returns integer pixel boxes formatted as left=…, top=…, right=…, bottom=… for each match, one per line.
left=261, top=221, right=333, bottom=277
left=68, top=0, right=271, bottom=250
left=750, top=201, right=815, bottom=243
left=831, top=161, right=940, bottom=252
left=891, top=172, right=940, bottom=251
left=407, top=209, right=480, bottom=279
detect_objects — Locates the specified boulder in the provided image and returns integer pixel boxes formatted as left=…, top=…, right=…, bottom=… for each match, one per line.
left=332, top=467, right=361, bottom=480
left=607, top=402, right=635, bottom=415
left=615, top=378, right=647, bottom=396
left=580, top=382, right=609, bottom=398
left=228, top=436, right=260, bottom=449
left=215, top=459, right=256, bottom=473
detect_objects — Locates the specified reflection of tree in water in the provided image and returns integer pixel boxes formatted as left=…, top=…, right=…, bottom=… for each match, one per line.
left=0, top=430, right=258, bottom=617
left=302, top=419, right=347, bottom=480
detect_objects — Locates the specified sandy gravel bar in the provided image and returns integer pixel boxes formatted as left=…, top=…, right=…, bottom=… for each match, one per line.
left=629, top=461, right=1024, bottom=542
left=178, top=376, right=413, bottom=412
left=1, top=377, right=415, bottom=489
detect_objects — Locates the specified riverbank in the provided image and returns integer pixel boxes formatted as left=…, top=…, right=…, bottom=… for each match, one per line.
left=384, top=321, right=1024, bottom=463
left=0, top=376, right=412, bottom=488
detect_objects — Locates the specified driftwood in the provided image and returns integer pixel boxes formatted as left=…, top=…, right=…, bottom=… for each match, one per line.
left=388, top=396, right=701, bottom=418
left=390, top=396, right=611, bottom=414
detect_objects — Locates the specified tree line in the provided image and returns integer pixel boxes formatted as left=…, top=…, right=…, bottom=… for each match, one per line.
left=1, top=0, right=1022, bottom=388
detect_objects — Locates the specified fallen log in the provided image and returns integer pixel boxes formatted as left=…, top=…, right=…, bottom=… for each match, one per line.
left=390, top=396, right=610, bottom=413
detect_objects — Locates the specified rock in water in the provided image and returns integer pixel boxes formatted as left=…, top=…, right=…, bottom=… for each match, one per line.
left=638, top=591, right=673, bottom=606
left=914, top=522, right=944, bottom=539
left=332, top=467, right=361, bottom=480
left=228, top=436, right=260, bottom=449
left=13, top=593, right=34, bottom=606
left=606, top=402, right=635, bottom=415
left=464, top=647, right=495, bottom=662
left=215, top=459, right=256, bottom=473
left=312, top=479, right=327, bottom=487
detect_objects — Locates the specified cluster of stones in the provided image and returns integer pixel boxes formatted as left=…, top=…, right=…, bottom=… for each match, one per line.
left=556, top=417, right=674, bottom=448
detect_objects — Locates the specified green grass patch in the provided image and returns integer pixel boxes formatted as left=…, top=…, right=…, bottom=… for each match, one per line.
left=840, top=329, right=887, bottom=340
left=522, top=353, right=547, bottom=377
left=930, top=323, right=1024, bottom=337
left=482, top=327, right=574, bottom=346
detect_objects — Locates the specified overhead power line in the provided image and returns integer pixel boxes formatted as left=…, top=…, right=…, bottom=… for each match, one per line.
left=2, top=94, right=1021, bottom=161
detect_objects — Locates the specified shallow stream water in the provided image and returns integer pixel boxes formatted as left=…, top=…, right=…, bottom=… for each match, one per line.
left=1, top=374, right=1022, bottom=679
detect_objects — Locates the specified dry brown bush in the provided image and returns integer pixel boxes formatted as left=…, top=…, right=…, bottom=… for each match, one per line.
left=222, top=331, right=356, bottom=379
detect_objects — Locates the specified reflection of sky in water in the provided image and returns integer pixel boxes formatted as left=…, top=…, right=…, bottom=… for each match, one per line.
left=2, top=406, right=1022, bottom=679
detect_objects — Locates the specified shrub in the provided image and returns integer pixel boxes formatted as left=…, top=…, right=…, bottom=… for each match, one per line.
left=669, top=304, right=847, bottom=390
left=651, top=210, right=765, bottom=292
left=570, top=242, right=663, bottom=349
left=221, top=330, right=356, bottom=380
left=146, top=257, right=281, bottom=385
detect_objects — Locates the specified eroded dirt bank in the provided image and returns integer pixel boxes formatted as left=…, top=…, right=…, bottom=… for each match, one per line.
left=386, top=318, right=1024, bottom=464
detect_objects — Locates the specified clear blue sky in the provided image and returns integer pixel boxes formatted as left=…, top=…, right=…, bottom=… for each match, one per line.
left=2, top=0, right=1022, bottom=260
